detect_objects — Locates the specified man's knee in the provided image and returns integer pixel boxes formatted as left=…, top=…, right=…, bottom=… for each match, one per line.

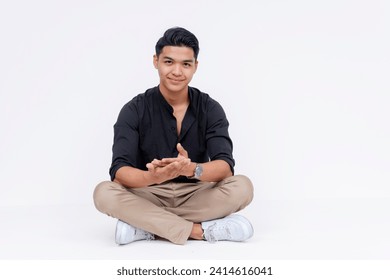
left=93, top=181, right=119, bottom=214
left=233, top=174, right=254, bottom=204
left=235, top=174, right=254, bottom=199
left=219, top=174, right=254, bottom=208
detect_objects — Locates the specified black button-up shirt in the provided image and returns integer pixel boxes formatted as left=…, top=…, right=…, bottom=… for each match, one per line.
left=109, top=86, right=235, bottom=182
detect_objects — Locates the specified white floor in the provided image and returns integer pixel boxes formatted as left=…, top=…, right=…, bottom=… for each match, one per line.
left=1, top=198, right=389, bottom=260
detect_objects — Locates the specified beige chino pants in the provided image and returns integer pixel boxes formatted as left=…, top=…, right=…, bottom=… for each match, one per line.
left=93, top=175, right=253, bottom=245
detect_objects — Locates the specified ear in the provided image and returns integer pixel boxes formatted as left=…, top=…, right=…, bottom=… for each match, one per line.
left=153, top=54, right=158, bottom=69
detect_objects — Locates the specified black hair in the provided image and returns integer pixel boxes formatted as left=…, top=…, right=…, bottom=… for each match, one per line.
left=155, top=27, right=199, bottom=59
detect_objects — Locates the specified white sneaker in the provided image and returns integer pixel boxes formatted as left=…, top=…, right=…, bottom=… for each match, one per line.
left=115, top=220, right=154, bottom=245
left=202, top=214, right=254, bottom=243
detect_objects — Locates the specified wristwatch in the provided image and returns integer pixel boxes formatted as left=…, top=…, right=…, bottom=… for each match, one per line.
left=189, top=163, right=203, bottom=180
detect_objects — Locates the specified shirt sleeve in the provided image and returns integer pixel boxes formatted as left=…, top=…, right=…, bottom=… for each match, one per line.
left=109, top=101, right=140, bottom=181
left=205, top=100, right=235, bottom=174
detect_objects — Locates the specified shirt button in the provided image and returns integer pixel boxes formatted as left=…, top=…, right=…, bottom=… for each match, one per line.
left=171, top=127, right=175, bottom=131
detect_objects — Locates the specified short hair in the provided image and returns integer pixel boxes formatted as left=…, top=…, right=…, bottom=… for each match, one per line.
left=155, top=27, right=199, bottom=59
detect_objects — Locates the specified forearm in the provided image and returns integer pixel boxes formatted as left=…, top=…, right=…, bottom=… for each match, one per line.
left=185, top=159, right=232, bottom=182
left=113, top=166, right=156, bottom=188
left=114, top=159, right=232, bottom=187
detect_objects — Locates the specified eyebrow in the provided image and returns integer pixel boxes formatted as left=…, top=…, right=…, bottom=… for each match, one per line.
left=163, top=56, right=195, bottom=63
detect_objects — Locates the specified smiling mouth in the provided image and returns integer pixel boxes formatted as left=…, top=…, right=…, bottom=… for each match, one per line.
left=169, top=78, right=185, bottom=82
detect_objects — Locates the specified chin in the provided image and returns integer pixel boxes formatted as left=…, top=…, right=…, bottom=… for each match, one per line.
left=164, top=84, right=187, bottom=93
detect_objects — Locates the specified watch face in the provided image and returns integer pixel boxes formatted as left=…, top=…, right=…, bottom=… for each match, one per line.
left=195, top=164, right=203, bottom=179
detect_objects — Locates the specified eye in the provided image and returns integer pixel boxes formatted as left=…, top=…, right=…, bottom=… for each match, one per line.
left=164, top=60, right=173, bottom=65
left=183, top=63, right=192, bottom=67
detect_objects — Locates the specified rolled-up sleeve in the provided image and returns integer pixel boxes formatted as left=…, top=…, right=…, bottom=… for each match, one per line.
left=205, top=100, right=235, bottom=174
left=109, top=102, right=140, bottom=181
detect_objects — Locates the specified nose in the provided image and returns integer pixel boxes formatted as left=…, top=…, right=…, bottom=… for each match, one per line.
left=172, top=64, right=182, bottom=76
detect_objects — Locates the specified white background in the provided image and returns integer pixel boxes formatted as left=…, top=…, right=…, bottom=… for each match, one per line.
left=1, top=0, right=390, bottom=262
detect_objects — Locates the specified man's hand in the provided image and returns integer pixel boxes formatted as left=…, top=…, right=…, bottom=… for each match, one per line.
left=145, top=143, right=194, bottom=184
left=116, top=143, right=230, bottom=188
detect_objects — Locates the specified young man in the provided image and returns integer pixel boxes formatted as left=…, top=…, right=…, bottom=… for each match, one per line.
left=93, top=27, right=254, bottom=245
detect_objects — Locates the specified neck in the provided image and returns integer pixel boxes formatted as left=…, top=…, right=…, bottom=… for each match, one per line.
left=159, top=85, right=189, bottom=107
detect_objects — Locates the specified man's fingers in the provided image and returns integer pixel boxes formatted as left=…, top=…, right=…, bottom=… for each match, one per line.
left=152, top=159, right=166, bottom=166
left=177, top=143, right=188, bottom=158
left=163, top=159, right=190, bottom=173
left=163, top=157, right=190, bottom=165
left=161, top=158, right=187, bottom=164
left=148, top=157, right=190, bottom=180
left=161, top=158, right=178, bottom=163
left=146, top=163, right=155, bottom=171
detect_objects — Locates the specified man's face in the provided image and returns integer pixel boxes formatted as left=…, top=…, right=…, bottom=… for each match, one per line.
left=153, top=46, right=198, bottom=95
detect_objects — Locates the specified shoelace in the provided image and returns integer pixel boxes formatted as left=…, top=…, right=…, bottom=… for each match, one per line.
left=145, top=232, right=155, bottom=241
left=134, top=228, right=155, bottom=241
left=204, top=222, right=232, bottom=243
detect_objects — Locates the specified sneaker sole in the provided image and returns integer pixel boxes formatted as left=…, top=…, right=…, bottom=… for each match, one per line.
left=226, top=214, right=254, bottom=241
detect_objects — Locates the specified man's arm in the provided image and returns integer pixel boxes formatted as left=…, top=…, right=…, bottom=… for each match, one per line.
left=114, top=166, right=154, bottom=188
left=194, top=160, right=232, bottom=182
left=114, top=152, right=191, bottom=188
left=159, top=143, right=233, bottom=182
left=115, top=143, right=232, bottom=188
